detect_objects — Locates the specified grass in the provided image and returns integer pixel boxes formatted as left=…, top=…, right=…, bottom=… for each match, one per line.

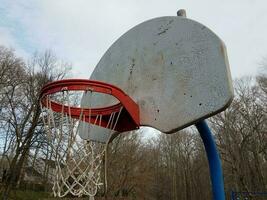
left=0, top=189, right=106, bottom=199
left=0, top=189, right=50, bottom=200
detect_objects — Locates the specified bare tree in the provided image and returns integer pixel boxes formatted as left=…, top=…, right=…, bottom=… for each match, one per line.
left=104, top=130, right=154, bottom=199
left=211, top=77, right=267, bottom=194
left=0, top=47, right=71, bottom=199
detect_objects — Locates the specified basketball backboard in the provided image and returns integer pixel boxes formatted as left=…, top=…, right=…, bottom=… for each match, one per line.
left=79, top=16, right=233, bottom=142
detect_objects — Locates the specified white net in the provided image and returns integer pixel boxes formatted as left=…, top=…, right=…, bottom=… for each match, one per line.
left=40, top=91, right=122, bottom=198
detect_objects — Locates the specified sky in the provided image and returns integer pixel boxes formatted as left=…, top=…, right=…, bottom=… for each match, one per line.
left=1, top=0, right=266, bottom=139
left=0, top=0, right=267, bottom=79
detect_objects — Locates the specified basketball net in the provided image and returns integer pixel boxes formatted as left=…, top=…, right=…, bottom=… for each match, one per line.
left=40, top=90, right=122, bottom=198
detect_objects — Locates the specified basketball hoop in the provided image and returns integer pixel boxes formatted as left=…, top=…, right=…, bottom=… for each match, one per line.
left=39, top=79, right=139, bottom=198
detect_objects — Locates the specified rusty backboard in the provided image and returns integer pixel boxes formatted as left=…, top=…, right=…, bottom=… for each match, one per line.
left=80, top=16, right=233, bottom=142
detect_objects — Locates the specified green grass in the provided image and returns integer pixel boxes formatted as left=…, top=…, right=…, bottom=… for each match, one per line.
left=0, top=190, right=50, bottom=200
left=0, top=189, right=108, bottom=199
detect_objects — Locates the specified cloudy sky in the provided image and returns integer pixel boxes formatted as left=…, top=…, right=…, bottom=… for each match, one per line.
left=0, top=0, right=267, bottom=79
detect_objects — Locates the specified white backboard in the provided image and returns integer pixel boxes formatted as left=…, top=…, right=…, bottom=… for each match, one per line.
left=80, top=16, right=233, bottom=142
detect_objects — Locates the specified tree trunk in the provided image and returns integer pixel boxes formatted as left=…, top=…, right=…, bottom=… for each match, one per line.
left=1, top=107, right=40, bottom=199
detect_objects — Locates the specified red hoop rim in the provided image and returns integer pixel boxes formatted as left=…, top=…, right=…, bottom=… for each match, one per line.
left=40, top=79, right=140, bottom=132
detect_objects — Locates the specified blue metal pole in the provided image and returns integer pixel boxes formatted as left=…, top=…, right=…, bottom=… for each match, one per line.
left=195, top=120, right=225, bottom=200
